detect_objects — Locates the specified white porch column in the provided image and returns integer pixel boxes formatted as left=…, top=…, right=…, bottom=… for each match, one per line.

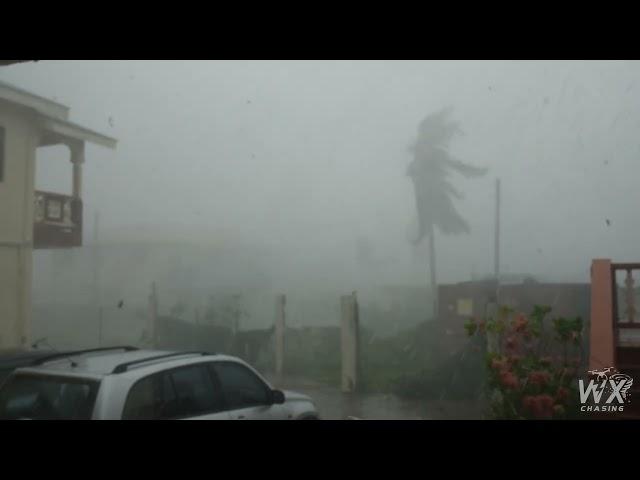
left=70, top=142, right=84, bottom=199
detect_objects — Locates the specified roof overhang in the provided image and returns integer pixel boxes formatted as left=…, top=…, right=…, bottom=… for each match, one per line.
left=0, top=79, right=69, bottom=120
left=0, top=60, right=38, bottom=67
left=40, top=115, right=117, bottom=149
left=0, top=78, right=117, bottom=150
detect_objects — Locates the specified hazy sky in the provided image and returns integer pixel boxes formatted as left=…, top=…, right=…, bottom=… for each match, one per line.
left=3, top=60, right=639, bottom=286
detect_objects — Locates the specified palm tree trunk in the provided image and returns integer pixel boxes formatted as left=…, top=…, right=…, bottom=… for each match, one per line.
left=427, top=224, right=438, bottom=320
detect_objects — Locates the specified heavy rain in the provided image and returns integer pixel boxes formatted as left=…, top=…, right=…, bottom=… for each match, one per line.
left=0, top=60, right=638, bottom=420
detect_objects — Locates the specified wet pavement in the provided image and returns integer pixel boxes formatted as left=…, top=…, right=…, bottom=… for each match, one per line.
left=267, top=375, right=485, bottom=420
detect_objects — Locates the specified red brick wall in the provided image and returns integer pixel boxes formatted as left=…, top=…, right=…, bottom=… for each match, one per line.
left=589, top=259, right=615, bottom=370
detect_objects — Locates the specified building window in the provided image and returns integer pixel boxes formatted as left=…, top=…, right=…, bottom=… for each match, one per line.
left=0, top=126, right=5, bottom=182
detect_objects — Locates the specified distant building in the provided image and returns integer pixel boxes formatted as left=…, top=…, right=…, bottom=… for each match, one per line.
left=437, top=278, right=590, bottom=353
left=0, top=79, right=116, bottom=349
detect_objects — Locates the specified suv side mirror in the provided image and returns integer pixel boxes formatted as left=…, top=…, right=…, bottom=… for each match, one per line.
left=270, top=390, right=285, bottom=405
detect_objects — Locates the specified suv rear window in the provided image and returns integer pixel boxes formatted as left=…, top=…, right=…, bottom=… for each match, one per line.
left=0, top=374, right=99, bottom=420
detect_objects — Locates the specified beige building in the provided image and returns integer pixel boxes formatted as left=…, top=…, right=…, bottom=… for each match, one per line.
left=0, top=79, right=116, bottom=349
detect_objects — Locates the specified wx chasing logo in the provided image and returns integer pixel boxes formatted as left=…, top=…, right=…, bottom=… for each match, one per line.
left=579, top=367, right=633, bottom=413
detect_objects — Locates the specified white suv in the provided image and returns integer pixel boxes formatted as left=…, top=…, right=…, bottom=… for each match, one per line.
left=0, top=347, right=319, bottom=420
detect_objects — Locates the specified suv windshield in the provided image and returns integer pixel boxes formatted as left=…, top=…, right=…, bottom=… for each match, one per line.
left=0, top=374, right=99, bottom=420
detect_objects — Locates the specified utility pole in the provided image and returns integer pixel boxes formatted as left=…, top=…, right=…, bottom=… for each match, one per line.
left=93, top=211, right=103, bottom=347
left=149, top=282, right=159, bottom=348
left=494, top=178, right=501, bottom=280
left=494, top=178, right=501, bottom=306
left=232, top=294, right=242, bottom=335
left=192, top=307, right=200, bottom=350
left=275, top=294, right=286, bottom=381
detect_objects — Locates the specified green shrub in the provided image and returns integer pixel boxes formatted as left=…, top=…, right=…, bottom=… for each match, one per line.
left=466, top=306, right=585, bottom=420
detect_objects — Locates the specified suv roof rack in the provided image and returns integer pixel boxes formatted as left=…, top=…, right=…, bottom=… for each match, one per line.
left=111, top=351, right=213, bottom=374
left=33, top=346, right=139, bottom=366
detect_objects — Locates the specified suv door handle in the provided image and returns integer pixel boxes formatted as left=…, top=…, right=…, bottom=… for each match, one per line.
left=237, top=415, right=245, bottom=419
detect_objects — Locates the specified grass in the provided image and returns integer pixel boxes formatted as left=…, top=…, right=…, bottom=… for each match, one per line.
left=277, top=321, right=488, bottom=400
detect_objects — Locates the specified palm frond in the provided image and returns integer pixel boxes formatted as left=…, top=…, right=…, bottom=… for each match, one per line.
left=442, top=180, right=464, bottom=200
left=408, top=107, right=484, bottom=243
left=416, top=106, right=463, bottom=149
left=444, top=156, right=488, bottom=178
left=435, top=197, right=471, bottom=235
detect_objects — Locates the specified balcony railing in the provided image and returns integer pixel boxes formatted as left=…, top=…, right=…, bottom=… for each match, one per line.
left=612, top=263, right=640, bottom=350
left=33, top=190, right=82, bottom=248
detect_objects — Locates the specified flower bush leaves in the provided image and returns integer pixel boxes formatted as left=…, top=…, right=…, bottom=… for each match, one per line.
left=466, top=305, right=585, bottom=420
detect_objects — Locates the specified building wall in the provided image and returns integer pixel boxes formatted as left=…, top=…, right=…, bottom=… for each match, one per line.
left=438, top=280, right=591, bottom=356
left=0, top=100, right=37, bottom=348
left=358, top=285, right=433, bottom=337
left=438, top=281, right=591, bottom=324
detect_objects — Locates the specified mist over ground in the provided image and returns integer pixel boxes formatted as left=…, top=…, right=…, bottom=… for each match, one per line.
left=2, top=60, right=638, bottom=338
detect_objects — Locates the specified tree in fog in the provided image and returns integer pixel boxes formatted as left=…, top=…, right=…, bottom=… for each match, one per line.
left=407, top=107, right=487, bottom=314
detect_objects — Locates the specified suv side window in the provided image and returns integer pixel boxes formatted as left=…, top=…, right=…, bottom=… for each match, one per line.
left=211, top=362, right=271, bottom=410
left=123, top=364, right=223, bottom=420
left=122, top=375, right=158, bottom=420
left=157, top=373, right=178, bottom=419
left=165, top=364, right=222, bottom=418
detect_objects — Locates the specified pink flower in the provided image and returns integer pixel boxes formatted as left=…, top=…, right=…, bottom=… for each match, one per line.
left=540, top=356, right=553, bottom=366
left=528, top=371, right=551, bottom=388
left=536, top=395, right=555, bottom=418
left=522, top=395, right=535, bottom=411
left=523, top=394, right=555, bottom=419
left=555, top=386, right=570, bottom=402
left=513, top=315, right=528, bottom=333
left=500, top=370, right=520, bottom=390
left=505, top=336, right=518, bottom=352
left=507, top=355, right=522, bottom=366
left=553, top=404, right=566, bottom=417
left=491, top=359, right=501, bottom=370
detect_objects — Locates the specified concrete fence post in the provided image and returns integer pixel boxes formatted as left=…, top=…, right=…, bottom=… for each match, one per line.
left=341, top=292, right=359, bottom=393
left=275, top=294, right=286, bottom=379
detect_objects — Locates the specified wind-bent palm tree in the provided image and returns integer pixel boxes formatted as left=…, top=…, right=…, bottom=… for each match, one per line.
left=407, top=107, right=487, bottom=317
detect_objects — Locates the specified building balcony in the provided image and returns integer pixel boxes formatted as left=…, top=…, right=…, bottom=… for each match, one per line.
left=33, top=190, right=82, bottom=249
